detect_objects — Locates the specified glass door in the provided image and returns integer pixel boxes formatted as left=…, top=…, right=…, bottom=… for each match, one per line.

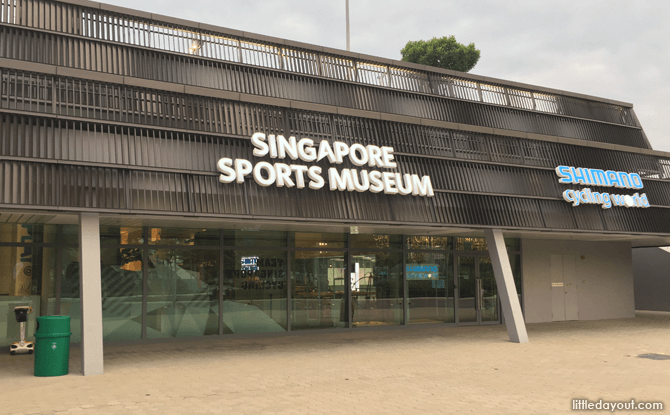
left=350, top=252, right=403, bottom=327
left=456, top=255, right=499, bottom=325
left=478, top=257, right=499, bottom=324
left=456, top=256, right=478, bottom=323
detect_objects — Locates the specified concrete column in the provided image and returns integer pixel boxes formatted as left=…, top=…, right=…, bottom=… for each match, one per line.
left=78, top=212, right=104, bottom=375
left=484, top=228, right=529, bottom=343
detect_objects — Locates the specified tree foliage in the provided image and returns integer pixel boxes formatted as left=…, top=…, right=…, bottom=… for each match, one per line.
left=400, top=36, right=480, bottom=73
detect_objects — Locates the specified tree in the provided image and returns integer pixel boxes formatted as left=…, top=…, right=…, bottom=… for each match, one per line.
left=400, top=36, right=481, bottom=73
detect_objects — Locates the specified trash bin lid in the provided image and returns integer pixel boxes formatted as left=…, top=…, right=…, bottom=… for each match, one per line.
left=36, top=316, right=71, bottom=335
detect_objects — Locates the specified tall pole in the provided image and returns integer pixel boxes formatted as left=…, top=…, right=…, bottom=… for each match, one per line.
left=346, top=0, right=350, bottom=51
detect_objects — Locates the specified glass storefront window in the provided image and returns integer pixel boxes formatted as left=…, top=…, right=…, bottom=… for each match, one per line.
left=506, top=239, right=521, bottom=252
left=291, top=251, right=347, bottom=330
left=60, top=225, right=80, bottom=245
left=146, top=249, right=220, bottom=338
left=0, top=224, right=57, bottom=244
left=100, top=227, right=144, bottom=245
left=479, top=256, right=498, bottom=322
left=100, top=248, right=143, bottom=341
left=0, top=243, right=57, bottom=346
left=454, top=237, right=487, bottom=251
left=223, top=230, right=287, bottom=247
left=406, top=252, right=454, bottom=324
left=0, top=222, right=525, bottom=345
left=60, top=247, right=82, bottom=343
left=291, top=232, right=346, bottom=248
left=0, top=223, right=16, bottom=243
left=351, top=234, right=402, bottom=250
left=149, top=228, right=219, bottom=246
left=406, top=236, right=451, bottom=250
left=509, top=253, right=522, bottom=301
left=351, top=251, right=403, bottom=327
left=223, top=250, right=287, bottom=333
left=453, top=237, right=520, bottom=252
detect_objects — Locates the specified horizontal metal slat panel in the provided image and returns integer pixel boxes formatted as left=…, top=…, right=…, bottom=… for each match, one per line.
left=572, top=204, right=606, bottom=231
left=189, top=174, right=247, bottom=215
left=5, top=159, right=670, bottom=234
left=128, top=169, right=189, bottom=211
left=600, top=205, right=660, bottom=233
left=3, top=111, right=670, bottom=208
left=59, top=164, right=127, bottom=209
left=0, top=66, right=651, bottom=164
left=2, top=0, right=640, bottom=130
left=0, top=25, right=647, bottom=148
left=0, top=159, right=57, bottom=205
left=538, top=199, right=578, bottom=229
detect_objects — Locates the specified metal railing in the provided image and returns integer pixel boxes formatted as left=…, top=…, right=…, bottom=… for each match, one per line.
left=0, top=0, right=639, bottom=129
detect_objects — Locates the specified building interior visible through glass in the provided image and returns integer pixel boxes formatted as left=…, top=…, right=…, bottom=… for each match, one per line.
left=291, top=250, right=345, bottom=330
left=0, top=224, right=521, bottom=346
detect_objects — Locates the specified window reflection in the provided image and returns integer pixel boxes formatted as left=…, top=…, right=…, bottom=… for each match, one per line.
left=452, top=237, right=520, bottom=252
left=509, top=253, right=522, bottom=307
left=147, top=249, right=220, bottom=338
left=60, top=247, right=82, bottom=343
left=0, top=224, right=76, bottom=347
left=0, top=243, right=56, bottom=346
left=0, top=223, right=55, bottom=244
left=223, top=250, right=287, bottom=333
left=100, top=226, right=143, bottom=245
left=351, top=234, right=402, bottom=249
left=292, top=232, right=346, bottom=248
left=149, top=228, right=219, bottom=246
left=223, top=230, right=287, bottom=247
left=100, top=248, right=143, bottom=341
left=0, top=223, right=524, bottom=345
left=406, top=236, right=451, bottom=250
left=406, top=252, right=454, bottom=324
left=479, top=257, right=498, bottom=322
left=506, top=239, right=521, bottom=252
left=454, top=237, right=488, bottom=251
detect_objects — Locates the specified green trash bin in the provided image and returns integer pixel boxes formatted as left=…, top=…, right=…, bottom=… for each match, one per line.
left=34, top=316, right=71, bottom=377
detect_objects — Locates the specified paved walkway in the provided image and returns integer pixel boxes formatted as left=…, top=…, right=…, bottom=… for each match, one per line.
left=1, top=311, right=669, bottom=415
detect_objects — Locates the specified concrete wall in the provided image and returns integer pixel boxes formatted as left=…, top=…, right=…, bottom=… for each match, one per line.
left=522, top=239, right=635, bottom=323
left=632, top=248, right=670, bottom=312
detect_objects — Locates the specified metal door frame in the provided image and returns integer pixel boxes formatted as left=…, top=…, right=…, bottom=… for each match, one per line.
left=454, top=253, right=501, bottom=326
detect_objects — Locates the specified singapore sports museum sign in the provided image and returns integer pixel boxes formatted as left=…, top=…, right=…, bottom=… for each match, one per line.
left=217, top=133, right=435, bottom=197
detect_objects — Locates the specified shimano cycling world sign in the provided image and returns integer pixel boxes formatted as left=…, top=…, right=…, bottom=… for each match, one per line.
left=555, top=166, right=649, bottom=209
left=217, top=133, right=435, bottom=197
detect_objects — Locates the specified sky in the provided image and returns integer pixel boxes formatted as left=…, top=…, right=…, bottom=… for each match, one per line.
left=105, top=0, right=669, bottom=152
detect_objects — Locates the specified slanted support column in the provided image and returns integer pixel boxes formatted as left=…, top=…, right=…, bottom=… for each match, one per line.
left=484, top=228, right=528, bottom=343
left=78, top=212, right=104, bottom=375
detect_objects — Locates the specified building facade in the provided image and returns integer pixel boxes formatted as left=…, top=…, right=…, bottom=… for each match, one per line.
left=1, top=0, right=670, bottom=374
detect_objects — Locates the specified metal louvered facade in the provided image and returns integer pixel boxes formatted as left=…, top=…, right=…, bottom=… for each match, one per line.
left=1, top=0, right=665, bottom=369
left=0, top=0, right=668, bottom=237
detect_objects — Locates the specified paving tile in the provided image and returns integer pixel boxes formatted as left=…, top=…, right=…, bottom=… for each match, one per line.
left=1, top=311, right=669, bottom=414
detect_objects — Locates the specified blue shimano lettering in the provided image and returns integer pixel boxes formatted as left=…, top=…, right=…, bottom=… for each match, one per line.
left=572, top=167, right=589, bottom=185
left=406, top=265, right=438, bottom=273
left=555, top=166, right=574, bottom=184
left=617, top=172, right=632, bottom=188
left=629, top=174, right=644, bottom=189
left=557, top=166, right=650, bottom=210
left=406, top=264, right=440, bottom=280
left=606, top=170, right=622, bottom=188
left=556, top=166, right=644, bottom=190
left=590, top=169, right=608, bottom=186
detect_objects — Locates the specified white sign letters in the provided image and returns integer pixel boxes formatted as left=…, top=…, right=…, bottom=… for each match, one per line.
left=217, top=133, right=435, bottom=197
